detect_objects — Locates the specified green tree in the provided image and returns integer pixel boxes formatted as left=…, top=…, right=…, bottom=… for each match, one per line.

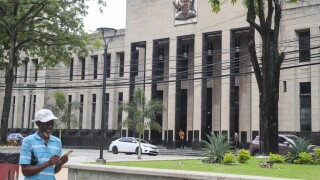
left=209, top=0, right=297, bottom=155
left=0, top=0, right=105, bottom=144
left=44, top=91, right=80, bottom=139
left=119, top=88, right=165, bottom=159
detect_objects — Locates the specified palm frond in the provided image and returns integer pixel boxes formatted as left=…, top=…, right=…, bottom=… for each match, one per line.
left=202, top=133, right=233, bottom=164
left=286, top=137, right=313, bottom=163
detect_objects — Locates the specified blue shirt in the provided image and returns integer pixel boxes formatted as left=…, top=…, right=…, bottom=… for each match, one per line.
left=19, top=132, right=62, bottom=180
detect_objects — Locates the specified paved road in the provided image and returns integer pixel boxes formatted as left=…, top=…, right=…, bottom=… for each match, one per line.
left=18, top=148, right=202, bottom=180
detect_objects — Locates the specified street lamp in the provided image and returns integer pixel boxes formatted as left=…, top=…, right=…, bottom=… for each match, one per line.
left=96, top=27, right=117, bottom=164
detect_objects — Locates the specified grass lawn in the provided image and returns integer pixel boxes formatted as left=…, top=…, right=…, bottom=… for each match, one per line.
left=107, top=158, right=320, bottom=180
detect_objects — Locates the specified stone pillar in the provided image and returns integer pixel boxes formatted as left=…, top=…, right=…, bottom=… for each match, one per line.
left=192, top=35, right=202, bottom=149
left=220, top=30, right=231, bottom=137
left=166, top=38, right=177, bottom=149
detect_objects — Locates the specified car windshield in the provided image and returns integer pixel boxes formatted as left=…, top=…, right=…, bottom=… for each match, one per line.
left=136, top=138, right=149, bottom=144
left=285, top=135, right=298, bottom=141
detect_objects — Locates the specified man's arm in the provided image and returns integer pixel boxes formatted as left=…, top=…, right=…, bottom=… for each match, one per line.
left=21, top=155, right=60, bottom=176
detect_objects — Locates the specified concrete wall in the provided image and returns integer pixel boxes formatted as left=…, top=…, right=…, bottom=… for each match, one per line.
left=67, top=163, right=289, bottom=180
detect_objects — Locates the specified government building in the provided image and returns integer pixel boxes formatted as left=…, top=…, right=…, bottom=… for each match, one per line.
left=1, top=0, right=320, bottom=148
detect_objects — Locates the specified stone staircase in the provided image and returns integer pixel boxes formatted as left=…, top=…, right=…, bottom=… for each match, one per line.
left=157, top=146, right=203, bottom=156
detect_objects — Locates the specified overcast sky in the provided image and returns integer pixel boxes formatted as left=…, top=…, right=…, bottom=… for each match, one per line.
left=83, top=0, right=126, bottom=32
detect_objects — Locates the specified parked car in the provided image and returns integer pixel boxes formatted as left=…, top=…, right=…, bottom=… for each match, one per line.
left=249, top=134, right=298, bottom=156
left=109, top=137, right=159, bottom=156
left=7, top=133, right=24, bottom=146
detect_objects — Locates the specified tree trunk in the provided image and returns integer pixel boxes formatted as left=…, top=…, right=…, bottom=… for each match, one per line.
left=260, top=88, right=279, bottom=155
left=0, top=68, right=14, bottom=144
left=258, top=38, right=280, bottom=155
left=1, top=34, right=16, bottom=144
left=137, top=133, right=142, bottom=159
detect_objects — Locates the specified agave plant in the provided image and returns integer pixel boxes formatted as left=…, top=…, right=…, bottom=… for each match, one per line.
left=286, top=137, right=313, bottom=163
left=202, top=133, right=233, bottom=164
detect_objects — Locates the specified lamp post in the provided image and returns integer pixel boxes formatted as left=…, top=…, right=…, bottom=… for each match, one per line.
left=96, top=27, right=117, bottom=164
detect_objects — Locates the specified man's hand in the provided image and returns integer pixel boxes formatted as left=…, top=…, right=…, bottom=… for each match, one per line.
left=57, top=155, right=69, bottom=166
left=48, top=155, right=60, bottom=166
left=54, top=155, right=68, bottom=174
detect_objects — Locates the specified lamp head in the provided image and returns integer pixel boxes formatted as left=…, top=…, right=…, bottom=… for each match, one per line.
left=96, top=27, right=117, bottom=45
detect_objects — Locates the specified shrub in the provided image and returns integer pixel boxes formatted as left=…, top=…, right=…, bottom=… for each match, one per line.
left=237, top=149, right=251, bottom=163
left=201, top=133, right=233, bottom=164
left=222, top=152, right=236, bottom=165
left=313, top=149, right=320, bottom=165
left=269, top=153, right=285, bottom=163
left=314, top=149, right=320, bottom=158
left=293, top=152, right=314, bottom=164
left=286, top=137, right=313, bottom=163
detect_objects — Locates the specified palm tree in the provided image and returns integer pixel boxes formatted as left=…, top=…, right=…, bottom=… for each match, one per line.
left=45, top=91, right=80, bottom=139
left=119, top=88, right=165, bottom=159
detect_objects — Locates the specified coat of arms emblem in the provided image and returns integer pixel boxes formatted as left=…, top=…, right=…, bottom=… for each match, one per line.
left=173, top=0, right=196, bottom=20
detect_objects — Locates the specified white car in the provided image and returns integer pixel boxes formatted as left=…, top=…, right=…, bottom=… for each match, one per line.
left=109, top=137, right=159, bottom=156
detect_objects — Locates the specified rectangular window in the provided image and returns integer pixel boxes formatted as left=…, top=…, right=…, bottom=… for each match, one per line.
left=11, top=96, right=15, bottom=128
left=104, top=93, right=109, bottom=130
left=79, top=94, right=84, bottom=129
left=69, top=58, right=73, bottom=81
left=93, top=56, right=98, bottom=79
left=24, top=60, right=28, bottom=82
left=180, top=45, right=188, bottom=79
left=119, top=53, right=124, bottom=77
left=14, top=66, right=17, bottom=83
left=283, top=81, right=287, bottom=92
left=300, top=82, right=311, bottom=132
left=81, top=58, right=85, bottom=80
left=234, top=38, right=240, bottom=74
left=106, top=54, right=111, bottom=78
left=68, top=95, right=72, bottom=110
left=68, top=95, right=72, bottom=103
left=157, top=48, right=165, bottom=80
left=298, top=30, right=310, bottom=62
left=67, top=95, right=72, bottom=129
left=131, top=50, right=139, bottom=76
left=207, top=40, right=213, bottom=77
left=118, top=92, right=123, bottom=130
left=32, top=95, right=36, bottom=129
left=32, top=59, right=38, bottom=82
left=22, top=96, right=26, bottom=128
left=91, top=94, right=96, bottom=129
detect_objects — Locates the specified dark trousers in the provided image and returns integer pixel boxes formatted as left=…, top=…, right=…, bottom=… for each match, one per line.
left=180, top=138, right=184, bottom=148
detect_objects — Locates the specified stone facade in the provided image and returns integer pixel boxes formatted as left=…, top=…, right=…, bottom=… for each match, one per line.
left=1, top=0, right=320, bottom=148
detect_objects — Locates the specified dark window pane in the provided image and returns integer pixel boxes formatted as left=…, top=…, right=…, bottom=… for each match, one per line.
left=300, top=82, right=311, bottom=94
left=81, top=58, right=85, bottom=80
left=93, top=56, right=98, bottom=79
left=106, top=54, right=111, bottom=78
left=119, top=53, right=124, bottom=77
left=298, top=31, right=310, bottom=62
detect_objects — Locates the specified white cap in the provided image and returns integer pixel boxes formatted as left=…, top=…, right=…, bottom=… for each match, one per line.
left=32, top=109, right=58, bottom=122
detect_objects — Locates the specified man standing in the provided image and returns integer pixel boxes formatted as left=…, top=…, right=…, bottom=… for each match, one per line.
left=234, top=132, right=239, bottom=148
left=19, top=109, right=68, bottom=180
left=179, top=129, right=185, bottom=149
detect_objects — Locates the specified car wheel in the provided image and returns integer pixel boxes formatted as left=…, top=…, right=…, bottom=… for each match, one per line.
left=112, top=146, right=118, bottom=154
left=252, top=150, right=261, bottom=156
